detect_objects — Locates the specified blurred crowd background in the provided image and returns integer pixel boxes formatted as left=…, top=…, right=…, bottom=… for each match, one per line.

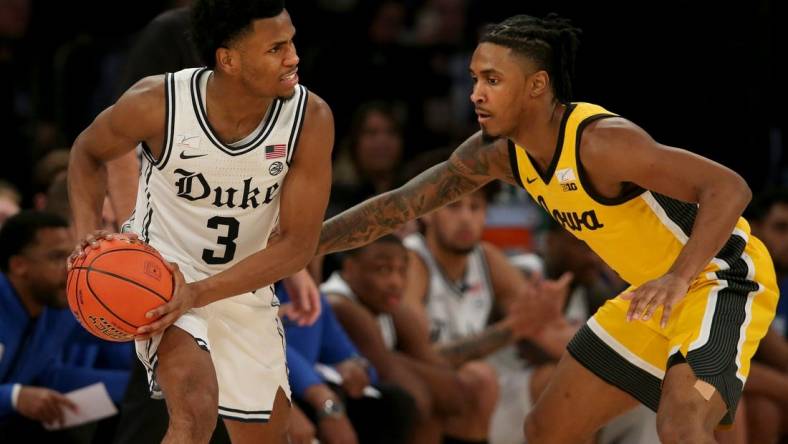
left=1, top=0, right=787, bottom=443
left=1, top=0, right=786, bottom=214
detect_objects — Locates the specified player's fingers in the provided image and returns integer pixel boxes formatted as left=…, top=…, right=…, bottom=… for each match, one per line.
left=627, top=291, right=649, bottom=322
left=634, top=289, right=658, bottom=321
left=661, top=303, right=674, bottom=329
left=278, top=303, right=293, bottom=320
left=66, top=253, right=78, bottom=270
left=165, top=261, right=180, bottom=273
left=140, top=313, right=177, bottom=336
left=620, top=291, right=635, bottom=301
left=625, top=291, right=641, bottom=321
left=139, top=306, right=173, bottom=332
left=145, top=302, right=171, bottom=320
left=555, top=271, right=574, bottom=288
left=307, top=291, right=321, bottom=324
left=640, top=294, right=663, bottom=321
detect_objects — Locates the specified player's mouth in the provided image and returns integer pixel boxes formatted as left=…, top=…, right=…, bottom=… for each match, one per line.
left=476, top=109, right=492, bottom=123
left=280, top=69, right=299, bottom=87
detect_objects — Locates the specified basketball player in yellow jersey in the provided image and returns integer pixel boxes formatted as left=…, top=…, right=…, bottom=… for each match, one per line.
left=317, top=14, right=778, bottom=444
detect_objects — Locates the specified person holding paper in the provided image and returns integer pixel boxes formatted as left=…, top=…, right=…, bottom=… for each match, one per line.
left=0, top=211, right=127, bottom=440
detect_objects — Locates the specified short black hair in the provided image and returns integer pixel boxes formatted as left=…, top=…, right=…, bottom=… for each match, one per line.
left=0, top=211, right=69, bottom=273
left=191, top=0, right=285, bottom=68
left=745, top=188, right=788, bottom=222
left=345, top=234, right=405, bottom=258
left=480, top=13, right=581, bottom=104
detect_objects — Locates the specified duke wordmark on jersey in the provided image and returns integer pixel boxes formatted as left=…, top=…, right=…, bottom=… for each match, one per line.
left=174, top=168, right=280, bottom=209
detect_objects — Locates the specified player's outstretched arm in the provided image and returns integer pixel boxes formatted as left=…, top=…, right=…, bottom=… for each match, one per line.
left=317, top=133, right=512, bottom=256
left=68, top=76, right=165, bottom=242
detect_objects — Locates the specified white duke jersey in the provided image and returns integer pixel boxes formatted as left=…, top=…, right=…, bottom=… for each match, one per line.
left=403, top=234, right=495, bottom=343
left=127, top=67, right=308, bottom=288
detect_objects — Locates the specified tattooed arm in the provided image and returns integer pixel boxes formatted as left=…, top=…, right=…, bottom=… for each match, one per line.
left=318, top=132, right=514, bottom=255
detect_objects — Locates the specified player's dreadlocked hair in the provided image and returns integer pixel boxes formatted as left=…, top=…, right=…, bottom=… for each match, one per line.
left=191, top=0, right=285, bottom=68
left=480, top=14, right=581, bottom=104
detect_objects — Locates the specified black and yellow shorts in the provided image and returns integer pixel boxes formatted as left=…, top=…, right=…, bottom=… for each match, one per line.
left=568, top=235, right=779, bottom=425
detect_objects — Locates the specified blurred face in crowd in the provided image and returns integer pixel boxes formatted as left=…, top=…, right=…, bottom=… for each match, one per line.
left=369, top=1, right=405, bottom=44
left=223, top=10, right=300, bottom=99
left=424, top=191, right=487, bottom=255
left=470, top=42, right=536, bottom=138
left=0, top=194, right=20, bottom=227
left=545, top=228, right=600, bottom=286
left=343, top=242, right=408, bottom=314
left=753, top=203, right=788, bottom=272
left=354, top=110, right=403, bottom=177
left=12, top=227, right=72, bottom=308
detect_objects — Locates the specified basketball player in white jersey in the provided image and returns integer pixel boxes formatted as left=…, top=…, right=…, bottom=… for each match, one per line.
left=404, top=186, right=570, bottom=352
left=402, top=186, right=572, bottom=443
left=67, top=1, right=333, bottom=442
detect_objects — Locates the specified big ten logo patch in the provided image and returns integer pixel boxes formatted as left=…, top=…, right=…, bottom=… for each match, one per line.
left=556, top=168, right=578, bottom=192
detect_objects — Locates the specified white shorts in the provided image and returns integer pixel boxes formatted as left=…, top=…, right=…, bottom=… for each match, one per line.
left=135, top=267, right=290, bottom=423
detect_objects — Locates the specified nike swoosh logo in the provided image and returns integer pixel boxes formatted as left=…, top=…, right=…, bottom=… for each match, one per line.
left=526, top=177, right=538, bottom=184
left=180, top=152, right=207, bottom=160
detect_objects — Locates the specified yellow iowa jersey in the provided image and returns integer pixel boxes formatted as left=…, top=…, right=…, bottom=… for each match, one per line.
left=509, top=102, right=752, bottom=287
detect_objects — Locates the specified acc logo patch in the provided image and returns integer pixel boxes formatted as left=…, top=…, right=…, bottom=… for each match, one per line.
left=269, top=161, right=284, bottom=176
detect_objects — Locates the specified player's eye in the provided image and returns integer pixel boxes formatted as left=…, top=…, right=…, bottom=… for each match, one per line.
left=268, top=46, right=280, bottom=53
left=488, top=78, right=499, bottom=85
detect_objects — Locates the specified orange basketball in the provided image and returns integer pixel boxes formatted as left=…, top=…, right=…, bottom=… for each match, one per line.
left=67, top=236, right=174, bottom=342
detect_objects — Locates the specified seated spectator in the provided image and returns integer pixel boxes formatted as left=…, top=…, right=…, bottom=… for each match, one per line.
left=400, top=187, right=571, bottom=444
left=31, top=149, right=70, bottom=211
left=329, top=101, right=404, bottom=215
left=277, top=283, right=416, bottom=444
left=0, top=211, right=129, bottom=441
left=322, top=235, right=500, bottom=444
left=318, top=101, right=407, bottom=281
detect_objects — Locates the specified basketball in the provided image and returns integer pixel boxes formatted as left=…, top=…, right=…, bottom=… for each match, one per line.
left=67, top=236, right=175, bottom=342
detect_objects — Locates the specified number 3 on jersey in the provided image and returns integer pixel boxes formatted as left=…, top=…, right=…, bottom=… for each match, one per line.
left=203, top=216, right=239, bottom=264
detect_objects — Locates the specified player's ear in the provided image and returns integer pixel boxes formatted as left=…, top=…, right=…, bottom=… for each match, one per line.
left=215, top=47, right=240, bottom=74
left=8, top=255, right=29, bottom=276
left=528, top=70, right=550, bottom=98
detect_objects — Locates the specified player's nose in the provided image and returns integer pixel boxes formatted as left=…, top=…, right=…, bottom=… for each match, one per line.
left=470, top=90, right=485, bottom=106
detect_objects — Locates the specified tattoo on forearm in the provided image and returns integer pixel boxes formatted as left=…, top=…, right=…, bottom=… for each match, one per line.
left=318, top=136, right=513, bottom=255
left=318, top=158, right=486, bottom=255
left=438, top=324, right=513, bottom=367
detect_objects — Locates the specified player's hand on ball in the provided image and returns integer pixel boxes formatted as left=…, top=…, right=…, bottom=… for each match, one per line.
left=622, top=272, right=691, bottom=328
left=67, top=230, right=140, bottom=270
left=16, top=386, right=78, bottom=427
left=136, top=262, right=195, bottom=340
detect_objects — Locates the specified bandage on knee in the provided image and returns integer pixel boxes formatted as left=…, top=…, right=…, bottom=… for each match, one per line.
left=694, top=379, right=716, bottom=401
